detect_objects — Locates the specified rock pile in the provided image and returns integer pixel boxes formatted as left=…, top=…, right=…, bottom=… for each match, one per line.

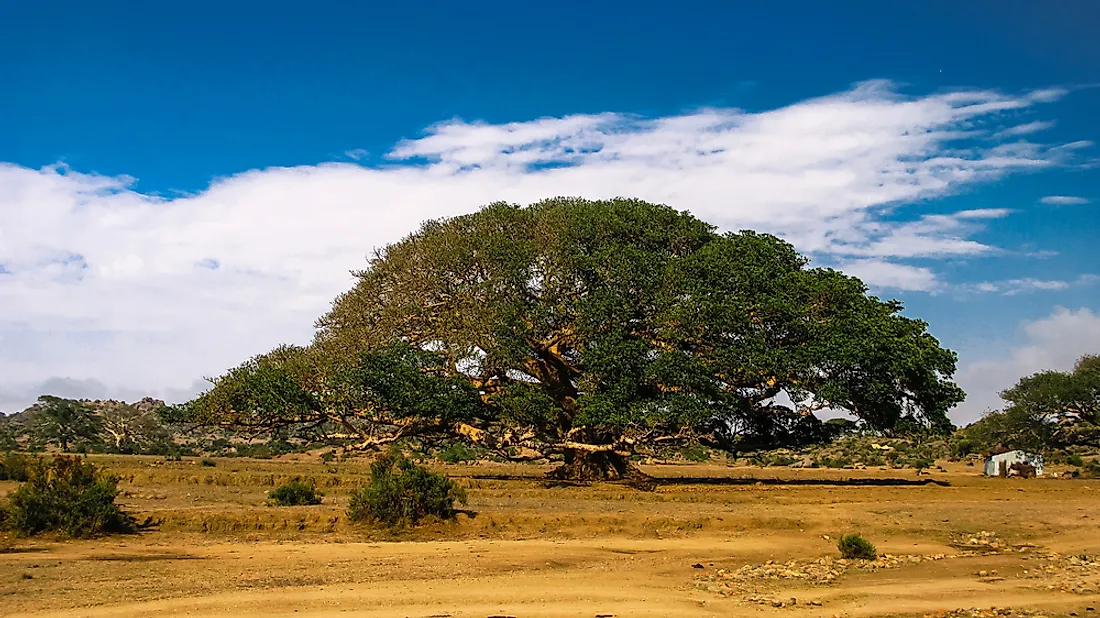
left=922, top=609, right=1042, bottom=618
left=707, top=552, right=953, bottom=587
left=1019, top=551, right=1100, bottom=594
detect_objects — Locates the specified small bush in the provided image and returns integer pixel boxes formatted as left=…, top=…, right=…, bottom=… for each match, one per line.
left=0, top=453, right=31, bottom=481
left=347, top=450, right=467, bottom=528
left=1083, top=460, right=1100, bottom=478
left=3, top=456, right=134, bottom=538
left=837, top=533, right=877, bottom=560
left=817, top=455, right=853, bottom=469
left=200, top=458, right=216, bottom=467
left=267, top=480, right=322, bottom=506
left=679, top=443, right=712, bottom=463
left=1068, top=454, right=1085, bottom=467
left=436, top=443, right=478, bottom=464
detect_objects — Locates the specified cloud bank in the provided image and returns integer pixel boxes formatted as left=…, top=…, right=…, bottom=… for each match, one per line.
left=0, top=80, right=1089, bottom=414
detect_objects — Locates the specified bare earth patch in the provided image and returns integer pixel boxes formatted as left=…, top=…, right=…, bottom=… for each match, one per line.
left=3, top=456, right=1100, bottom=617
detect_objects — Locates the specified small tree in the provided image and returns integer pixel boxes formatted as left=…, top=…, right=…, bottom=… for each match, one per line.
left=99, top=402, right=170, bottom=454
left=961, top=355, right=1100, bottom=452
left=347, top=451, right=467, bottom=528
left=3, top=456, right=135, bottom=537
left=27, top=396, right=101, bottom=452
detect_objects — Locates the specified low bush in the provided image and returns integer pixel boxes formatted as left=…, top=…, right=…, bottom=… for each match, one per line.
left=679, top=443, right=712, bottom=463
left=1068, top=454, right=1085, bottom=467
left=267, top=480, right=322, bottom=506
left=1083, top=460, right=1100, bottom=478
left=0, top=452, right=31, bottom=481
left=3, top=456, right=134, bottom=537
left=200, top=458, right=217, bottom=467
left=837, top=533, right=877, bottom=560
left=436, top=443, right=478, bottom=464
left=347, top=450, right=467, bottom=528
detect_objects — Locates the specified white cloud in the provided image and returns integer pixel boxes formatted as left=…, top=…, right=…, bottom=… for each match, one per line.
left=956, top=307, right=1100, bottom=423
left=1040, top=195, right=1091, bottom=205
left=837, top=259, right=939, bottom=292
left=968, top=274, right=1098, bottom=296
left=992, top=120, right=1055, bottom=139
left=0, top=80, right=1089, bottom=413
left=831, top=208, right=1015, bottom=258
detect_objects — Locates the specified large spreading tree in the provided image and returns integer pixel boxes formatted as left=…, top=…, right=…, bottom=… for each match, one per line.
left=183, top=198, right=964, bottom=480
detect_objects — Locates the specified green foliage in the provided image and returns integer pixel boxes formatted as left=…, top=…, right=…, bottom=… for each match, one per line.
left=98, top=402, right=171, bottom=454
left=1068, top=454, right=1085, bottom=467
left=0, top=452, right=31, bottom=481
left=1084, top=460, right=1100, bottom=478
left=346, top=450, right=467, bottom=528
left=747, top=449, right=802, bottom=467
left=186, top=198, right=965, bottom=464
left=0, top=422, right=18, bottom=452
left=1003, top=355, right=1100, bottom=428
left=817, top=455, right=854, bottom=469
left=837, top=534, right=877, bottom=560
left=200, top=458, right=216, bottom=467
left=679, top=443, right=712, bottom=462
left=182, top=343, right=482, bottom=447
left=436, top=443, right=478, bottom=464
left=267, top=480, right=322, bottom=506
left=961, top=355, right=1100, bottom=453
left=3, top=456, right=135, bottom=537
left=27, top=396, right=102, bottom=452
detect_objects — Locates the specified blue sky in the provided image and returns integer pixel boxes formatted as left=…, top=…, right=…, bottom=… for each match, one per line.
left=1, top=0, right=1098, bottom=421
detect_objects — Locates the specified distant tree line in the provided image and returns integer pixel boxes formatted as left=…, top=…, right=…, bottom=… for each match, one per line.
left=956, top=355, right=1100, bottom=454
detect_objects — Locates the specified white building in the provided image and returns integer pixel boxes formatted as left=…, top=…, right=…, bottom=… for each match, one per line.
left=983, top=450, right=1044, bottom=477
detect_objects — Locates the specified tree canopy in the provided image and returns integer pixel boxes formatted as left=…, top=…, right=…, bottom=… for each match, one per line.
left=27, top=396, right=102, bottom=452
left=967, top=354, right=1100, bottom=451
left=182, top=198, right=965, bottom=478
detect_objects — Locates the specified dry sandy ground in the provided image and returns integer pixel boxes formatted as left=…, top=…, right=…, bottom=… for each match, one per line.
left=3, top=458, right=1100, bottom=618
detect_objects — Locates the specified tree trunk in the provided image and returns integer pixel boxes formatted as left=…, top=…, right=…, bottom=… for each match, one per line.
left=548, top=448, right=655, bottom=490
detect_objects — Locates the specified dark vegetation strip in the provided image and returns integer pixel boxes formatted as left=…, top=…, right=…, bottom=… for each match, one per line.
left=462, top=473, right=951, bottom=487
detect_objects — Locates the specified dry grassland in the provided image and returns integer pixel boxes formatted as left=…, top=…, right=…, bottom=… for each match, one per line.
left=3, top=455, right=1099, bottom=618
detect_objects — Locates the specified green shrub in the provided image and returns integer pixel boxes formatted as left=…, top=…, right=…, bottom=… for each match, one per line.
left=267, top=480, right=322, bottom=506
left=347, top=450, right=467, bottom=528
left=817, top=455, right=853, bottom=468
left=436, top=442, right=478, bottom=464
left=200, top=458, right=216, bottom=467
left=3, top=455, right=134, bottom=538
left=907, top=456, right=935, bottom=470
left=1084, top=460, right=1100, bottom=478
left=1068, top=454, right=1085, bottom=467
left=680, top=443, right=713, bottom=463
left=837, top=533, right=877, bottom=560
left=0, top=453, right=31, bottom=481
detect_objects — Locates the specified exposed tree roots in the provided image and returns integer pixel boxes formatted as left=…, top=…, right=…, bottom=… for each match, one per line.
left=547, top=449, right=656, bottom=491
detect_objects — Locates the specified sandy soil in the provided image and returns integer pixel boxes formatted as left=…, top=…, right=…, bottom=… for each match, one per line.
left=2, top=457, right=1099, bottom=618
